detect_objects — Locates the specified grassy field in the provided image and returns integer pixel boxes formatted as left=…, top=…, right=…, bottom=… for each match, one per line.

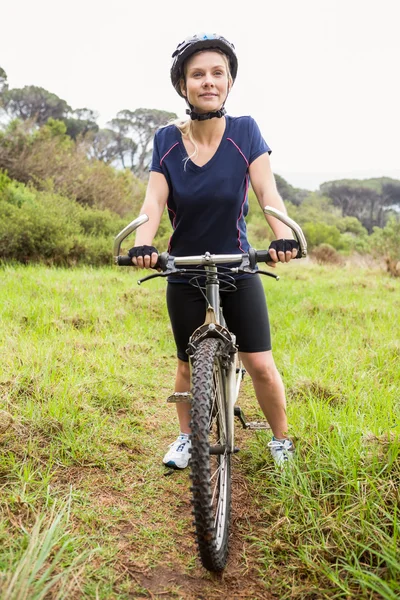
left=0, top=261, right=399, bottom=599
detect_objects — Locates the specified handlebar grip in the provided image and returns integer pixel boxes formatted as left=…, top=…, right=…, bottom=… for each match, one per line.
left=255, top=250, right=272, bottom=264
left=154, top=252, right=169, bottom=271
left=116, top=255, right=133, bottom=266
left=116, top=254, right=169, bottom=270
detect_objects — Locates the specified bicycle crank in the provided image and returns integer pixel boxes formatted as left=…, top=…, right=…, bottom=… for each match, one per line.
left=234, top=406, right=271, bottom=430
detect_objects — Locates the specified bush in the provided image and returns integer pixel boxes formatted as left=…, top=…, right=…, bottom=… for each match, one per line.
left=0, top=119, right=145, bottom=216
left=302, top=222, right=343, bottom=250
left=0, top=170, right=11, bottom=192
left=78, top=206, right=127, bottom=237
left=369, top=217, right=400, bottom=276
left=311, top=243, right=344, bottom=265
left=0, top=179, right=127, bottom=265
left=0, top=192, right=80, bottom=263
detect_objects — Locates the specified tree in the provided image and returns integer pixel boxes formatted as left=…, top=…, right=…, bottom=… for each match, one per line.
left=62, top=108, right=99, bottom=140
left=320, top=181, right=386, bottom=232
left=108, top=108, right=177, bottom=177
left=0, top=67, right=7, bottom=96
left=382, top=182, right=400, bottom=210
left=107, top=115, right=138, bottom=169
left=1, top=85, right=71, bottom=125
left=87, top=128, right=137, bottom=168
left=129, top=108, right=177, bottom=178
left=88, top=129, right=120, bottom=164
left=274, top=173, right=308, bottom=205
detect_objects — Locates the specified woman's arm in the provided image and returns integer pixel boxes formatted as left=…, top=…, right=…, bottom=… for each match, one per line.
left=249, top=153, right=298, bottom=265
left=132, top=171, right=169, bottom=268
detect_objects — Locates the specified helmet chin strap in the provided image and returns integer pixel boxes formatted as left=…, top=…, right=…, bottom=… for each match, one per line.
left=185, top=104, right=226, bottom=121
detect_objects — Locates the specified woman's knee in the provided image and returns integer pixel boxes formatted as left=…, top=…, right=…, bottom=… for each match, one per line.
left=240, top=351, right=279, bottom=382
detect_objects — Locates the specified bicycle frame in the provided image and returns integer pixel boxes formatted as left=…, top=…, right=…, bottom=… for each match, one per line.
left=190, top=263, right=242, bottom=455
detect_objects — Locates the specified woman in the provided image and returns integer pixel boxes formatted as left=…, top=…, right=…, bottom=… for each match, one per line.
left=129, top=34, right=299, bottom=469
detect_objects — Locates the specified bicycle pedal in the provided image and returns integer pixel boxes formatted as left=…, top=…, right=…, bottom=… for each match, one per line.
left=246, top=421, right=271, bottom=430
left=166, top=392, right=192, bottom=403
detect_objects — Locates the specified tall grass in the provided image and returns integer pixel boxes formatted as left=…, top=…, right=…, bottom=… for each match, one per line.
left=242, top=263, right=400, bottom=598
left=0, top=494, right=91, bottom=599
left=0, top=262, right=399, bottom=598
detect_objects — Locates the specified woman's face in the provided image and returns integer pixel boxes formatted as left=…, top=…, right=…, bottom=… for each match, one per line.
left=181, top=50, right=231, bottom=113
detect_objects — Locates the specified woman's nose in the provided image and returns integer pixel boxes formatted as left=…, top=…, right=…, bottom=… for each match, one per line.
left=202, top=73, right=215, bottom=87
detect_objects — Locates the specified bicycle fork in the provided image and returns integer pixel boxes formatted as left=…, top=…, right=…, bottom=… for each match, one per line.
left=224, top=353, right=240, bottom=454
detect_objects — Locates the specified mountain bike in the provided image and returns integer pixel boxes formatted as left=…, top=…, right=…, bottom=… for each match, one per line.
left=114, top=206, right=307, bottom=572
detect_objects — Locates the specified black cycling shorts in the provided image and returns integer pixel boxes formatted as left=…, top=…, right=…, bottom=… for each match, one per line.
left=166, top=275, right=272, bottom=362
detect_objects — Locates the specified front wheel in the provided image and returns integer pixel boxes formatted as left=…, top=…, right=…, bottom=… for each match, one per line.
left=190, top=338, right=231, bottom=572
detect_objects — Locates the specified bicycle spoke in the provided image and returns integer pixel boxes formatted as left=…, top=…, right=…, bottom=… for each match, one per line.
left=210, top=461, right=223, bottom=483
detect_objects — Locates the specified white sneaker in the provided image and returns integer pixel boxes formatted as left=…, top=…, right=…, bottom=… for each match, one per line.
left=268, top=437, right=295, bottom=467
left=163, top=434, right=191, bottom=469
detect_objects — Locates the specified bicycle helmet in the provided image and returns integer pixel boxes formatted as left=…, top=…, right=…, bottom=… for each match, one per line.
left=171, top=33, right=238, bottom=121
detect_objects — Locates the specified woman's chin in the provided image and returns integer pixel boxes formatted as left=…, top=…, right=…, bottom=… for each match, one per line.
left=192, top=103, right=222, bottom=114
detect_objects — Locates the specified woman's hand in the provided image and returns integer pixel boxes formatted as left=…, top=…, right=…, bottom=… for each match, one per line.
left=128, top=245, right=159, bottom=269
left=267, top=239, right=299, bottom=267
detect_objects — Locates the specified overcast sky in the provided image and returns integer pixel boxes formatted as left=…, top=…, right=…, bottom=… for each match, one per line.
left=1, top=0, right=399, bottom=189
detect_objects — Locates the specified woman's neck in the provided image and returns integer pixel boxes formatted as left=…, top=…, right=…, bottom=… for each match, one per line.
left=190, top=116, right=226, bottom=145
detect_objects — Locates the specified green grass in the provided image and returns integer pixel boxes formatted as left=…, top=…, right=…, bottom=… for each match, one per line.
left=0, top=261, right=399, bottom=598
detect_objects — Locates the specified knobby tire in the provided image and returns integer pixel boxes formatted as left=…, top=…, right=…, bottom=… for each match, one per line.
left=190, top=338, right=231, bottom=572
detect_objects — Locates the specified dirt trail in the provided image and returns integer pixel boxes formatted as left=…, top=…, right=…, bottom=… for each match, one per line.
left=113, top=461, right=277, bottom=600
left=62, top=378, right=279, bottom=599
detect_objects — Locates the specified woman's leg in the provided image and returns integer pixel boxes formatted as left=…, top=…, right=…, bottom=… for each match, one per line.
left=166, top=282, right=206, bottom=440
left=163, top=359, right=192, bottom=468
left=240, top=350, right=289, bottom=439
left=221, top=276, right=290, bottom=438
left=174, top=358, right=191, bottom=434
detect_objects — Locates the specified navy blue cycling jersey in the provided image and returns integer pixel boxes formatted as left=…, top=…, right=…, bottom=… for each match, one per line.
left=150, top=115, right=271, bottom=257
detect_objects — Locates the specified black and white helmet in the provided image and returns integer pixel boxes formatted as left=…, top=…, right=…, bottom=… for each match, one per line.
left=170, top=33, right=238, bottom=98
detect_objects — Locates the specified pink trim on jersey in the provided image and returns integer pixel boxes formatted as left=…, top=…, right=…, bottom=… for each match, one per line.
left=160, top=142, right=179, bottom=166
left=227, top=138, right=249, bottom=167
left=236, top=174, right=249, bottom=252
left=167, top=204, right=177, bottom=229
left=166, top=205, right=177, bottom=253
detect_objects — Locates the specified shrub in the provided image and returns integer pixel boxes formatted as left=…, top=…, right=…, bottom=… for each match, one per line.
left=0, top=191, right=81, bottom=263
left=0, top=119, right=145, bottom=216
left=311, top=243, right=344, bottom=265
left=302, top=221, right=343, bottom=250
left=0, top=170, right=11, bottom=192
left=0, top=179, right=129, bottom=265
left=78, top=206, right=127, bottom=237
left=369, top=217, right=400, bottom=276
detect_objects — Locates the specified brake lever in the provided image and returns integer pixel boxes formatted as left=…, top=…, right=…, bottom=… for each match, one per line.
left=137, top=267, right=185, bottom=285
left=234, top=268, right=279, bottom=280
left=137, top=272, right=169, bottom=285
left=257, top=270, right=280, bottom=280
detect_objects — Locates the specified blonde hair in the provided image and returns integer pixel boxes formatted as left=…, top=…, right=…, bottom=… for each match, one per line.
left=168, top=50, right=233, bottom=168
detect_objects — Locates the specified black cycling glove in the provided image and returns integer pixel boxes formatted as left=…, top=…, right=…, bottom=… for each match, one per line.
left=268, top=239, right=299, bottom=255
left=128, top=245, right=158, bottom=260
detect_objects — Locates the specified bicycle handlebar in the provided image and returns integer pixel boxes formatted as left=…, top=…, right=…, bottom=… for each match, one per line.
left=262, top=206, right=307, bottom=257
left=113, top=206, right=307, bottom=268
left=113, top=213, right=149, bottom=260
